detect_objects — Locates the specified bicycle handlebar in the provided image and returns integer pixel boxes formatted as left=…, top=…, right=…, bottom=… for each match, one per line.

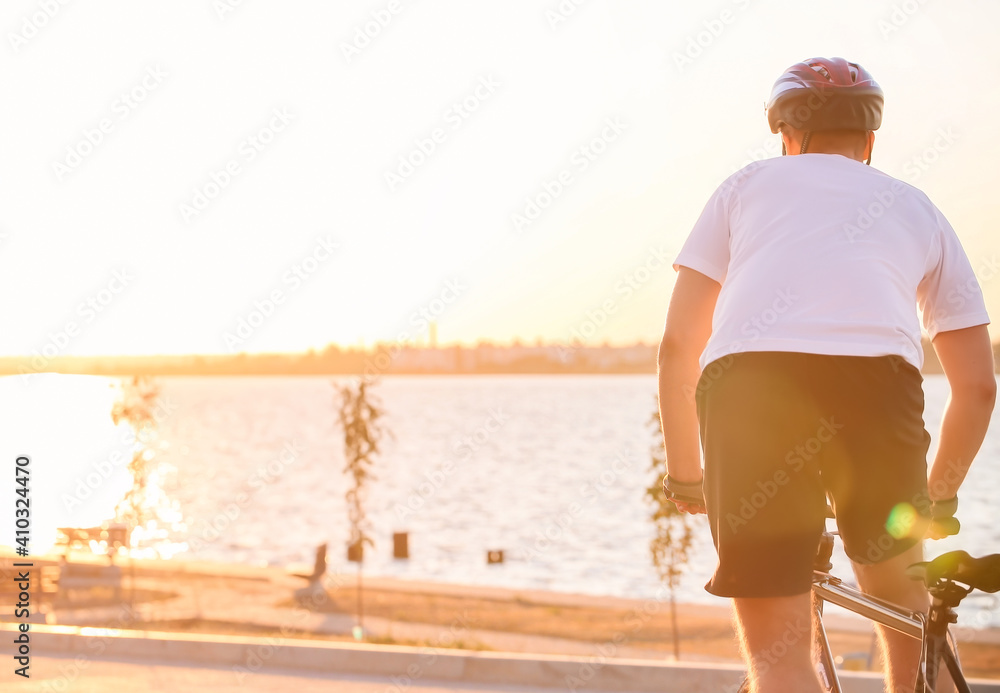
left=907, top=550, right=1000, bottom=593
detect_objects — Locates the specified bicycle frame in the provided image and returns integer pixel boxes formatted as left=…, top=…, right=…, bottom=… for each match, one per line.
left=811, top=573, right=971, bottom=693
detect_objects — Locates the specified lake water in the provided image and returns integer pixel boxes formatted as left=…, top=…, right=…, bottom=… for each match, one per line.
left=2, top=373, right=999, bottom=626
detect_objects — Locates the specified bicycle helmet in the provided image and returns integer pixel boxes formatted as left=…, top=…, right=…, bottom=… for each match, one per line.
left=766, top=57, right=883, bottom=134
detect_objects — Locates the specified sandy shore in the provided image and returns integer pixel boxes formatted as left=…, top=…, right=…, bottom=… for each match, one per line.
left=2, top=549, right=999, bottom=679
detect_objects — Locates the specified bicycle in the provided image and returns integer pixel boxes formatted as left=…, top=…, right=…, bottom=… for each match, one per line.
left=733, top=515, right=1000, bottom=692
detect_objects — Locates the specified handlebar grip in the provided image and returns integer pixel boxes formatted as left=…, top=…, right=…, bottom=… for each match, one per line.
left=930, top=516, right=961, bottom=538
left=927, top=497, right=960, bottom=538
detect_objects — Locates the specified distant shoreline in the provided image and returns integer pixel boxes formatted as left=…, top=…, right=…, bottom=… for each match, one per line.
left=0, top=338, right=979, bottom=377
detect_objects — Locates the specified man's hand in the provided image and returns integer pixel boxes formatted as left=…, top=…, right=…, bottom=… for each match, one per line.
left=663, top=474, right=708, bottom=515
left=673, top=499, right=708, bottom=515
left=926, top=497, right=960, bottom=540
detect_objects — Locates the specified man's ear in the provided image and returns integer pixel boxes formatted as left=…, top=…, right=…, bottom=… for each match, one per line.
left=864, top=131, right=875, bottom=162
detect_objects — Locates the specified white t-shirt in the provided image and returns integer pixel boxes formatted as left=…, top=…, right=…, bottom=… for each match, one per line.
left=674, top=154, right=990, bottom=371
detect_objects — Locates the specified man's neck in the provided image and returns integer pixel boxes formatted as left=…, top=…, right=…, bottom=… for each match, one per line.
left=802, top=147, right=864, bottom=162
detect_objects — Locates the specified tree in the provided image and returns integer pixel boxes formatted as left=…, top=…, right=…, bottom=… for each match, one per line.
left=334, top=378, right=389, bottom=638
left=645, top=400, right=697, bottom=661
left=112, top=376, right=162, bottom=533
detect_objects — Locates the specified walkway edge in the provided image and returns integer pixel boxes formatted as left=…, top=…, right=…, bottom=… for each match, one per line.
left=6, top=624, right=1000, bottom=692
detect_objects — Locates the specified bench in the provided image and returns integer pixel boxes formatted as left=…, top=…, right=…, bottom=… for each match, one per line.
left=0, top=558, right=59, bottom=608
left=54, top=561, right=124, bottom=606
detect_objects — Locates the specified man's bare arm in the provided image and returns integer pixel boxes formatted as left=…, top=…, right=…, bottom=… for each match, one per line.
left=657, top=267, right=720, bottom=504
left=928, top=324, right=996, bottom=501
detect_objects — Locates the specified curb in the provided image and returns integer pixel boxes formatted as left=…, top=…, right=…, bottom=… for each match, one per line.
left=6, top=624, right=1000, bottom=693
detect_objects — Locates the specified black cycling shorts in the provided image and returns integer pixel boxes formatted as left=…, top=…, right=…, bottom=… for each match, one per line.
left=696, top=351, right=932, bottom=598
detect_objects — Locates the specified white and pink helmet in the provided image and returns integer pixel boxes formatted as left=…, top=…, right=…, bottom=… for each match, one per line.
left=766, top=57, right=884, bottom=134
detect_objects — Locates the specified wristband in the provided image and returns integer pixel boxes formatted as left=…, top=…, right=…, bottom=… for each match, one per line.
left=663, top=474, right=705, bottom=505
left=930, top=496, right=958, bottom=519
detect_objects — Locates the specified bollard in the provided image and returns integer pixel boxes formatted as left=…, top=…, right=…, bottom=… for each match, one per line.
left=347, top=540, right=363, bottom=563
left=393, top=532, right=409, bottom=559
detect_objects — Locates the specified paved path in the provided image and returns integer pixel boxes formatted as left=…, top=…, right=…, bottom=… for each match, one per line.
left=5, top=654, right=620, bottom=693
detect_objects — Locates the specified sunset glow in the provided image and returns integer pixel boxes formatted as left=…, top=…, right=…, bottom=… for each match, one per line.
left=2, top=2, right=998, bottom=358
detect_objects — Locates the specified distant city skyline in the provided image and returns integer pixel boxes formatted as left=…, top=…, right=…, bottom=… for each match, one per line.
left=4, top=336, right=977, bottom=379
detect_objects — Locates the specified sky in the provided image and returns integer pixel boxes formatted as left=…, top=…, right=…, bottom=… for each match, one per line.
left=2, top=0, right=999, bottom=356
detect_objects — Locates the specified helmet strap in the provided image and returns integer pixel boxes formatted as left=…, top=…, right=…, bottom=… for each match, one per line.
left=800, top=131, right=812, bottom=155
left=865, top=134, right=874, bottom=165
